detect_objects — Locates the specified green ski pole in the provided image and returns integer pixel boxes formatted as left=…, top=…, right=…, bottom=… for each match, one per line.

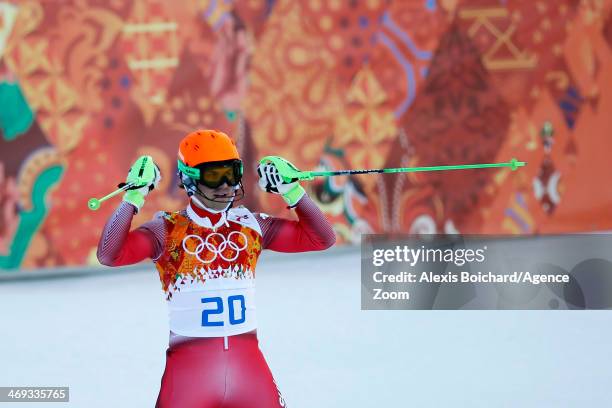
left=259, top=156, right=527, bottom=183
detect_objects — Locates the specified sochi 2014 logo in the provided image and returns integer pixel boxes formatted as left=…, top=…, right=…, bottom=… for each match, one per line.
left=182, top=231, right=248, bottom=264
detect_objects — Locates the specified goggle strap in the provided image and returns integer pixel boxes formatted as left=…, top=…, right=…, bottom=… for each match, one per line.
left=178, top=160, right=201, bottom=179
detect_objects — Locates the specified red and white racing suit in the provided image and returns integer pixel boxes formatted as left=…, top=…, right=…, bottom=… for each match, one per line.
left=97, top=195, right=335, bottom=407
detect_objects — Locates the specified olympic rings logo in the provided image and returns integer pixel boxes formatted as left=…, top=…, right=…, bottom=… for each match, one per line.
left=182, top=231, right=249, bottom=264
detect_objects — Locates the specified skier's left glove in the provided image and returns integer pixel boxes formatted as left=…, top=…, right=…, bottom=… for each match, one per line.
left=121, top=155, right=161, bottom=212
left=257, top=157, right=305, bottom=208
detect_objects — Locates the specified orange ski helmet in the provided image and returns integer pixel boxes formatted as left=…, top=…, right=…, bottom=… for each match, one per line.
left=177, top=130, right=245, bottom=203
left=178, top=129, right=240, bottom=166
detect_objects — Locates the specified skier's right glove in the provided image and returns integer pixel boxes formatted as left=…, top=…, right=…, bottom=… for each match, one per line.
left=121, top=155, right=161, bottom=212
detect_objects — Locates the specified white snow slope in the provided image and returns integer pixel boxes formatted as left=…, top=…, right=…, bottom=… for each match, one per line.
left=1, top=247, right=611, bottom=407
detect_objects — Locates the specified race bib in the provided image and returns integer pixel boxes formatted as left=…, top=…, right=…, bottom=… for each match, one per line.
left=167, top=277, right=257, bottom=337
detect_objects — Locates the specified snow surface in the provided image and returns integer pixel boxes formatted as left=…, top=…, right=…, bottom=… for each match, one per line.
left=1, top=247, right=611, bottom=407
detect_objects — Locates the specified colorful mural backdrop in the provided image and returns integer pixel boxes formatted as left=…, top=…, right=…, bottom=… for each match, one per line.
left=1, top=0, right=612, bottom=272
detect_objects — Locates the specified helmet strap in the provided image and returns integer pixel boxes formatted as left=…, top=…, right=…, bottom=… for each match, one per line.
left=191, top=195, right=231, bottom=213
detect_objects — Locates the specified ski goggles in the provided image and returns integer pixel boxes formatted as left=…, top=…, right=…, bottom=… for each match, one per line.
left=178, top=159, right=243, bottom=189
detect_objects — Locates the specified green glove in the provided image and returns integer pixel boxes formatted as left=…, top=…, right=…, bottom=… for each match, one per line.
left=257, top=156, right=305, bottom=207
left=122, top=155, right=161, bottom=212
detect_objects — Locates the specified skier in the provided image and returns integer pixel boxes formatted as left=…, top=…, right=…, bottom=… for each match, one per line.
left=96, top=129, right=336, bottom=407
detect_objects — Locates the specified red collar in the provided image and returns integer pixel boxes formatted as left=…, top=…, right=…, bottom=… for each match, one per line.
left=189, top=202, right=222, bottom=224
